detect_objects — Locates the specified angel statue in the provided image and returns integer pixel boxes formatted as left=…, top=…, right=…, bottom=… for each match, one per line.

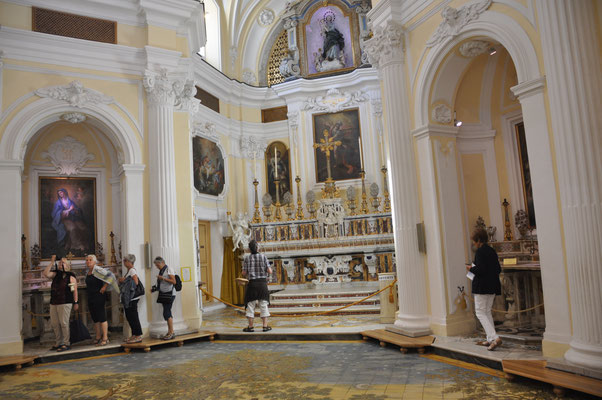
left=228, top=212, right=252, bottom=252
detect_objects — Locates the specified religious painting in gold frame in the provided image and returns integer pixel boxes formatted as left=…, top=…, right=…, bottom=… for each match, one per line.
left=313, top=108, right=362, bottom=183
left=39, top=176, right=97, bottom=260
left=515, top=122, right=536, bottom=228
left=298, top=1, right=361, bottom=78
left=265, top=141, right=292, bottom=202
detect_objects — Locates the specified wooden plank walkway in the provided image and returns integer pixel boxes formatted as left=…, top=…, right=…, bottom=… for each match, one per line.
left=361, top=329, right=434, bottom=354
left=0, top=355, right=38, bottom=370
left=502, top=360, right=602, bottom=397
left=122, top=331, right=216, bottom=353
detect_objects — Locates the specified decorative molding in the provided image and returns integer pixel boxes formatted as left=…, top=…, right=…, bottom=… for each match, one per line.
left=191, top=121, right=218, bottom=141
left=239, top=135, right=267, bottom=159
left=242, top=70, right=256, bottom=86
left=143, top=68, right=199, bottom=112
left=426, top=0, right=492, bottom=48
left=229, top=46, right=238, bottom=71
left=431, top=104, right=452, bottom=124
left=510, top=77, right=546, bottom=100
left=173, top=79, right=199, bottom=113
left=41, top=136, right=95, bottom=176
left=258, top=9, right=275, bottom=27
left=35, top=80, right=114, bottom=108
left=60, top=112, right=86, bottom=124
left=458, top=40, right=489, bottom=57
left=303, top=88, right=369, bottom=113
left=363, top=20, right=404, bottom=68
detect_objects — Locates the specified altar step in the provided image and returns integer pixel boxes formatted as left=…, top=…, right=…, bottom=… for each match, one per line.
left=269, top=287, right=381, bottom=315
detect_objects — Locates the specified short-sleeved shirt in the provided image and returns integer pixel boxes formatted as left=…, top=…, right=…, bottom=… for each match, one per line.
left=126, top=267, right=142, bottom=300
left=242, top=253, right=269, bottom=280
left=159, top=265, right=176, bottom=294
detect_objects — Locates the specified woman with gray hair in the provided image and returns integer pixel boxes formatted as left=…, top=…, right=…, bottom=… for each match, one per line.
left=118, top=254, right=143, bottom=343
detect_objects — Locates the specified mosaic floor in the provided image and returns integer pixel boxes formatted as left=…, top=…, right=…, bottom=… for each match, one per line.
left=0, top=341, right=592, bottom=399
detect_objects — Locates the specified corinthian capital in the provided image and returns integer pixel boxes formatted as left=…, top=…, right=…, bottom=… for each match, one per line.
left=363, top=21, right=404, bottom=69
left=143, top=68, right=176, bottom=105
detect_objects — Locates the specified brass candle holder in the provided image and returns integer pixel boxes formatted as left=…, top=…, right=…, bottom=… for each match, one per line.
left=252, top=179, right=262, bottom=223
left=381, top=166, right=391, bottom=213
left=502, top=198, right=513, bottom=241
left=295, top=176, right=304, bottom=220
left=359, top=169, right=369, bottom=215
left=274, top=178, right=283, bottom=221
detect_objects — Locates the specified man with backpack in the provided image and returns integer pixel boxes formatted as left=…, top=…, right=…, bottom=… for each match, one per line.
left=152, top=256, right=181, bottom=340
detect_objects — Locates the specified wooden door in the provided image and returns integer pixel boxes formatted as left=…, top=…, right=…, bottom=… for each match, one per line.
left=198, top=221, right=213, bottom=302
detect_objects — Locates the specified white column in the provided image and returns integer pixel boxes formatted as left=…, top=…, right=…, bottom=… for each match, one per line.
left=143, top=70, right=188, bottom=336
left=120, top=164, right=149, bottom=333
left=364, top=21, right=430, bottom=334
left=0, top=161, right=23, bottom=354
left=536, top=0, right=602, bottom=369
left=511, top=78, right=572, bottom=353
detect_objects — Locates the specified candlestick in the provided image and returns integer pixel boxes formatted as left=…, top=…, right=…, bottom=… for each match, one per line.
left=274, top=178, right=282, bottom=221
left=253, top=155, right=257, bottom=179
left=358, top=136, right=365, bottom=170
left=295, top=176, right=304, bottom=220
left=381, top=166, right=391, bottom=213
left=503, top=198, right=513, bottom=241
left=359, top=170, right=369, bottom=215
left=252, top=179, right=262, bottom=223
left=109, top=231, right=117, bottom=265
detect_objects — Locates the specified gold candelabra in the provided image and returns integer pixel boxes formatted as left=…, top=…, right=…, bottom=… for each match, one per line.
left=502, top=198, right=513, bottom=241
left=359, top=169, right=369, bottom=214
left=109, top=231, right=117, bottom=265
left=381, top=166, right=391, bottom=213
left=295, top=176, right=305, bottom=220
left=274, top=178, right=283, bottom=221
left=252, top=179, right=262, bottom=223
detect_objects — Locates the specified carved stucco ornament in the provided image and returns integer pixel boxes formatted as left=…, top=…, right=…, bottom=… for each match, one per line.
left=426, top=0, right=492, bottom=48
left=41, top=136, right=94, bottom=176
left=303, top=88, right=368, bottom=113
left=431, top=104, right=452, bottom=124
left=35, top=81, right=114, bottom=107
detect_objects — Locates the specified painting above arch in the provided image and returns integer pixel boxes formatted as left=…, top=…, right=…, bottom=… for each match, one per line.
left=192, top=136, right=225, bottom=197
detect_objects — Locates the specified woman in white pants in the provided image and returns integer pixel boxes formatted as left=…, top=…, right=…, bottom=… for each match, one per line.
left=466, top=228, right=503, bottom=351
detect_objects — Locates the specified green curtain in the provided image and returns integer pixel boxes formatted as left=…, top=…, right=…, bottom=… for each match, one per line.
left=220, top=237, right=245, bottom=305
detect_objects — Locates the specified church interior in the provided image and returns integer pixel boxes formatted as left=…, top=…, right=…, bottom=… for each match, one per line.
left=0, top=0, right=601, bottom=398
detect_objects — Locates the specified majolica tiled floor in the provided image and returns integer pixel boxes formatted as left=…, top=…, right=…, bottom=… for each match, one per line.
left=0, top=341, right=592, bottom=399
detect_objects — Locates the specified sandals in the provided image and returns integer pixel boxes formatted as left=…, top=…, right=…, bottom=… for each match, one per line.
left=162, top=333, right=175, bottom=340
left=476, top=340, right=490, bottom=347
left=97, top=339, right=109, bottom=347
left=263, top=326, right=272, bottom=332
left=487, top=338, right=502, bottom=351
left=56, top=344, right=71, bottom=352
left=50, top=345, right=60, bottom=351
left=242, top=327, right=254, bottom=332
left=93, top=338, right=102, bottom=345
left=127, top=336, right=142, bottom=343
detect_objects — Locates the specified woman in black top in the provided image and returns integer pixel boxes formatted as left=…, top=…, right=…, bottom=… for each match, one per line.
left=85, top=254, right=109, bottom=346
left=466, top=228, right=502, bottom=351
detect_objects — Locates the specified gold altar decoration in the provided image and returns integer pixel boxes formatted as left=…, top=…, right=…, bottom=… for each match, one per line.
left=359, top=170, right=369, bottom=214
left=252, top=179, right=262, bottom=223
left=313, top=129, right=341, bottom=199
left=109, top=231, right=117, bottom=264
left=381, top=166, right=391, bottom=213
left=502, top=198, right=513, bottom=241
left=295, top=176, right=305, bottom=220
left=273, top=178, right=283, bottom=221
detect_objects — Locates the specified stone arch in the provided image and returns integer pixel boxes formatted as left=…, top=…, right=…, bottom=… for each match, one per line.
left=414, top=11, right=540, bottom=128
left=0, top=96, right=142, bottom=165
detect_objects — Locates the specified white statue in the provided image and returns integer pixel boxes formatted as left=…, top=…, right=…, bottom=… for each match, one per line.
left=228, top=212, right=252, bottom=251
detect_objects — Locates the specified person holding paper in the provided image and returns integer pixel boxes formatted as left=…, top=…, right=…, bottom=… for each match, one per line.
left=466, top=228, right=502, bottom=351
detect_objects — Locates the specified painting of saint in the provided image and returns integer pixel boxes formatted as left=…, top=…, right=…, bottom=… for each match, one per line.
left=313, top=109, right=362, bottom=182
left=193, top=136, right=225, bottom=197
left=40, top=177, right=96, bottom=259
left=305, top=6, right=354, bottom=75
left=515, top=122, right=536, bottom=228
left=265, top=141, right=291, bottom=203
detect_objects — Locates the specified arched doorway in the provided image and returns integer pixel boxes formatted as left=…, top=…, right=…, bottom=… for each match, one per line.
left=0, top=84, right=145, bottom=353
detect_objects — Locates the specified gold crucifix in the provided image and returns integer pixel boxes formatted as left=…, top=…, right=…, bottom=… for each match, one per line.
left=314, top=129, right=342, bottom=182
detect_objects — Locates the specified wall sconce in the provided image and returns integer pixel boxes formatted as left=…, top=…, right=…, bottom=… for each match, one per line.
left=454, top=111, right=462, bottom=127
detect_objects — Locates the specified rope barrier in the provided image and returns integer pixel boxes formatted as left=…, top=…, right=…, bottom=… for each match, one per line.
left=461, top=293, right=544, bottom=314
left=199, top=279, right=398, bottom=318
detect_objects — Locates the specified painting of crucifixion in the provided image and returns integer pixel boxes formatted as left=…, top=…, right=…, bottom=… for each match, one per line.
left=313, top=108, right=362, bottom=183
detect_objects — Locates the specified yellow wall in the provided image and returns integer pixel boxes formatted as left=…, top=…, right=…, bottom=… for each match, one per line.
left=461, top=153, right=491, bottom=227
left=0, top=2, right=31, bottom=30
left=454, top=54, right=487, bottom=124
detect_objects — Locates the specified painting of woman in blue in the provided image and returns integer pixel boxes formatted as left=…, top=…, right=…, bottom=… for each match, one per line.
left=40, top=178, right=96, bottom=259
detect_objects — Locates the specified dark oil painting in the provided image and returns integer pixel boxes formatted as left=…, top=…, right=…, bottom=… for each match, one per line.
left=313, top=108, right=362, bottom=182
left=193, top=136, right=225, bottom=196
left=265, top=141, right=291, bottom=202
left=40, top=177, right=96, bottom=259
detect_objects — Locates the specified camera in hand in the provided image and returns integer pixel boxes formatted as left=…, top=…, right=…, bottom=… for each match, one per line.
left=151, top=285, right=158, bottom=293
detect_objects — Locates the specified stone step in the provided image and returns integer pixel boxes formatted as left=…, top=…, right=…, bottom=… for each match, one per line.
left=270, top=296, right=380, bottom=305
left=269, top=304, right=380, bottom=315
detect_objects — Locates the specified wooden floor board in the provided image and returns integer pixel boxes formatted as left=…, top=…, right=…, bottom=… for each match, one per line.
left=122, top=331, right=216, bottom=352
left=361, top=329, right=434, bottom=353
left=0, top=355, right=38, bottom=369
left=502, top=359, right=602, bottom=397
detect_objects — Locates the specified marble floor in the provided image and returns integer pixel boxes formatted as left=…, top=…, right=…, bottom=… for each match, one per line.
left=0, top=341, right=592, bottom=399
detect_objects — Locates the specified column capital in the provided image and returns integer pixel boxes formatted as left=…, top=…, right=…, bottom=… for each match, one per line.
left=143, top=68, right=200, bottom=112
left=511, top=77, right=546, bottom=100
left=0, top=159, right=24, bottom=173
left=363, top=20, right=404, bottom=69
left=119, top=163, right=146, bottom=176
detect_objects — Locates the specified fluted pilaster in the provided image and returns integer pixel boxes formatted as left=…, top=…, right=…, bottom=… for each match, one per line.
left=364, top=21, right=430, bottom=332
left=537, top=0, right=602, bottom=369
